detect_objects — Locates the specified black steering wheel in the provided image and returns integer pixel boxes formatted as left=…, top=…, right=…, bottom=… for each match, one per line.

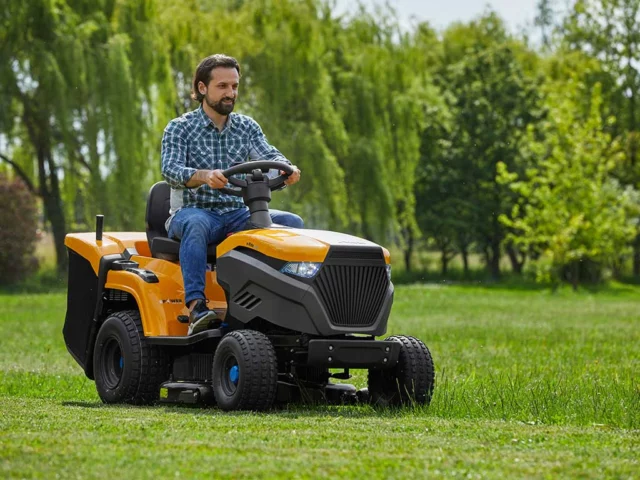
left=220, top=160, right=294, bottom=197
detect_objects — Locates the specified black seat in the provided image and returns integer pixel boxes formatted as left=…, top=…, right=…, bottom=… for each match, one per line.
left=145, top=181, right=218, bottom=261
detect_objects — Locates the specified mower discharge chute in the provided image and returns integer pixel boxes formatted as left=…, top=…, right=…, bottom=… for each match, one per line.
left=63, top=161, right=435, bottom=410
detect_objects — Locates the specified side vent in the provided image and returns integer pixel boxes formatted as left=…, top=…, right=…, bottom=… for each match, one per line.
left=107, top=290, right=132, bottom=303
left=233, top=291, right=262, bottom=310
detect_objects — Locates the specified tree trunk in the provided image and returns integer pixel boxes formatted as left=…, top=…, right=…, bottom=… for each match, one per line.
left=441, top=249, right=449, bottom=276
left=633, top=234, right=640, bottom=277
left=45, top=154, right=68, bottom=274
left=403, top=228, right=414, bottom=273
left=570, top=261, right=579, bottom=291
left=506, top=243, right=525, bottom=274
left=34, top=132, right=68, bottom=274
left=22, top=106, right=69, bottom=274
left=489, top=238, right=501, bottom=279
left=461, top=246, right=469, bottom=276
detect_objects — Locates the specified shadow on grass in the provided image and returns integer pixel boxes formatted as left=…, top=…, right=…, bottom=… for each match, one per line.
left=62, top=401, right=105, bottom=408
left=156, top=403, right=421, bottom=419
left=59, top=398, right=420, bottom=419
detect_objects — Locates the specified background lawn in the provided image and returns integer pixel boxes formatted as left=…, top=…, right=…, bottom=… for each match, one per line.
left=0, top=285, right=638, bottom=478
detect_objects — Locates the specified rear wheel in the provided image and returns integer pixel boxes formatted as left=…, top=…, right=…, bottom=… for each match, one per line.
left=93, top=310, right=168, bottom=405
left=368, top=335, right=435, bottom=407
left=212, top=330, right=278, bottom=411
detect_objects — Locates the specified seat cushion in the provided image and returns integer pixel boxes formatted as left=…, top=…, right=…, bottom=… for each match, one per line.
left=150, top=237, right=217, bottom=261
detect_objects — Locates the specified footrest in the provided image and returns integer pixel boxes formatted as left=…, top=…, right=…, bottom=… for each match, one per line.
left=145, top=328, right=223, bottom=346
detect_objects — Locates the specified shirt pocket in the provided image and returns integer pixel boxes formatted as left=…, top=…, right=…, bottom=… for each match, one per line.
left=226, top=144, right=249, bottom=165
left=187, top=145, right=213, bottom=169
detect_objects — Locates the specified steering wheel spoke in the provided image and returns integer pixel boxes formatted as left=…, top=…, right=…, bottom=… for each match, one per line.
left=220, top=186, right=243, bottom=197
left=228, top=176, right=247, bottom=188
left=221, top=161, right=294, bottom=192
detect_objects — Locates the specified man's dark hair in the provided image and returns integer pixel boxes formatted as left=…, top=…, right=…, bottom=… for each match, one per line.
left=191, top=54, right=241, bottom=103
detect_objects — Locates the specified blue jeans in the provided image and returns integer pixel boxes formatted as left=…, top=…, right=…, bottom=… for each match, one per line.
left=167, top=207, right=303, bottom=305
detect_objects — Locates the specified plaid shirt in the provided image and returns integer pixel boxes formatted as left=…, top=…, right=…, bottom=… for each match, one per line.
left=161, top=106, right=289, bottom=218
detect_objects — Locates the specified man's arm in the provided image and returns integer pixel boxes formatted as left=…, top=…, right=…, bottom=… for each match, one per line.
left=161, top=121, right=227, bottom=189
left=161, top=121, right=197, bottom=188
left=248, top=121, right=290, bottom=163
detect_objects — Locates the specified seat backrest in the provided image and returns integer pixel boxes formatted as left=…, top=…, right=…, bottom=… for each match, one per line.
left=145, top=181, right=171, bottom=245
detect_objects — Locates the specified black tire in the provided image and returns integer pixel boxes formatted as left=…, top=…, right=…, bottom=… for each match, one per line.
left=93, top=310, right=168, bottom=405
left=368, top=335, right=435, bottom=407
left=212, top=330, right=278, bottom=411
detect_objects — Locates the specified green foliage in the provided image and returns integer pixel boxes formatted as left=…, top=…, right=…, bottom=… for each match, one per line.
left=499, top=83, right=639, bottom=286
left=0, top=175, right=39, bottom=285
left=0, top=0, right=174, bottom=271
left=416, top=15, right=544, bottom=277
left=2, top=0, right=640, bottom=285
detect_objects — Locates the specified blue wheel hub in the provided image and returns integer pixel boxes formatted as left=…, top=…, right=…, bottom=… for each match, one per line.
left=229, top=365, right=239, bottom=385
left=119, top=357, right=124, bottom=369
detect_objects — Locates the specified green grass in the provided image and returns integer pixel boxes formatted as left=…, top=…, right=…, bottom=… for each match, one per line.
left=1, top=286, right=639, bottom=478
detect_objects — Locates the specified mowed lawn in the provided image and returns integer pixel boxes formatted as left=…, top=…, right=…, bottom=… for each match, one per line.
left=0, top=284, right=638, bottom=478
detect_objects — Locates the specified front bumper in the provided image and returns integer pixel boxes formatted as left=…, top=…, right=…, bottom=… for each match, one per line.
left=306, top=339, right=400, bottom=368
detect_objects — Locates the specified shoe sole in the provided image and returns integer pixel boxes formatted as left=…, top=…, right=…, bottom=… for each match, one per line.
left=188, top=311, right=219, bottom=335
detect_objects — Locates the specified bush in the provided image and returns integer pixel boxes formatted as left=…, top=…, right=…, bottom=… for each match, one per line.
left=0, top=174, right=39, bottom=285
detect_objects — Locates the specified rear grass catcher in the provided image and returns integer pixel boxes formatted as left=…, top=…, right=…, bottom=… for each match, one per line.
left=63, top=161, right=435, bottom=410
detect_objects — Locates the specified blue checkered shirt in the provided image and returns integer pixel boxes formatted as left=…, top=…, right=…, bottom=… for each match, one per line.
left=161, top=106, right=289, bottom=219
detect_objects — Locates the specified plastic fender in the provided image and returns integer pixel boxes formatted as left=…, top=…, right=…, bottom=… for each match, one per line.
left=105, top=263, right=227, bottom=337
left=105, top=270, right=187, bottom=336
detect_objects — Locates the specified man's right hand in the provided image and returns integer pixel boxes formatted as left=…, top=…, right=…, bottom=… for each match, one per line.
left=204, top=169, right=228, bottom=189
left=186, top=169, right=228, bottom=189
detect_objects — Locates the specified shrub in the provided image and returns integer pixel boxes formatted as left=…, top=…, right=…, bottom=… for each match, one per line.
left=0, top=174, right=39, bottom=285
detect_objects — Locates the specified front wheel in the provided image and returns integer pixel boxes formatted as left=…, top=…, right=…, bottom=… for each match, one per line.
left=212, top=330, right=278, bottom=411
left=368, top=335, right=435, bottom=407
left=93, top=310, right=168, bottom=405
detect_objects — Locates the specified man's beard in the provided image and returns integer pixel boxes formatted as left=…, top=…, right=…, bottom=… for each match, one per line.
left=206, top=96, right=235, bottom=115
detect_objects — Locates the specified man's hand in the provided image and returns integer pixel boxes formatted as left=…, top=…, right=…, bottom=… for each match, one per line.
left=283, top=166, right=301, bottom=186
left=205, top=169, right=228, bottom=189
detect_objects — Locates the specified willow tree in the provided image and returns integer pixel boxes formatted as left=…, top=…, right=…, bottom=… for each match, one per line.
left=155, top=0, right=350, bottom=229
left=320, top=7, right=444, bottom=262
left=239, top=0, right=350, bottom=229
left=0, top=0, right=172, bottom=272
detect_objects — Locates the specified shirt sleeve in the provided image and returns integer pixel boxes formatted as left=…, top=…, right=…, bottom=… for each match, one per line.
left=161, top=120, right=197, bottom=188
left=248, top=120, right=291, bottom=164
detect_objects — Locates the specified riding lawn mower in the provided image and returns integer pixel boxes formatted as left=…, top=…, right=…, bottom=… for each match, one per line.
left=63, top=161, right=435, bottom=410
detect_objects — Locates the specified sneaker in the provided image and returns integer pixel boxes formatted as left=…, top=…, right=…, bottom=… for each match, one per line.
left=187, top=299, right=219, bottom=335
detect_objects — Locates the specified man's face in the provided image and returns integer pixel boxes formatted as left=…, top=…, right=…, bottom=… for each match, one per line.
left=199, top=67, right=239, bottom=116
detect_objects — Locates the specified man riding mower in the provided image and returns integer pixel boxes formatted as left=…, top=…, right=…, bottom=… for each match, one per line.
left=63, top=161, right=435, bottom=410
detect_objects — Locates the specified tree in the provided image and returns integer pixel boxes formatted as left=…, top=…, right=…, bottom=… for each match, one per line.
left=535, top=0, right=556, bottom=48
left=562, top=0, right=640, bottom=274
left=0, top=175, right=39, bottom=285
left=0, top=0, right=173, bottom=272
left=421, top=13, right=544, bottom=278
left=499, top=83, right=639, bottom=288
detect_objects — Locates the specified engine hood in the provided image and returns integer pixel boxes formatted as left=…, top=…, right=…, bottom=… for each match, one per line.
left=216, top=228, right=390, bottom=264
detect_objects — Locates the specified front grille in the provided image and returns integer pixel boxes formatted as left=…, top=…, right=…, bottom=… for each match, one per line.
left=314, top=265, right=389, bottom=327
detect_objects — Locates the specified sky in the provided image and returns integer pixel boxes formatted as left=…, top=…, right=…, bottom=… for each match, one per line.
left=333, top=0, right=543, bottom=33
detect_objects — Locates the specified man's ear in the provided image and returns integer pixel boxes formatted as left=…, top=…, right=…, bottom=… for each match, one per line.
left=198, top=81, right=206, bottom=95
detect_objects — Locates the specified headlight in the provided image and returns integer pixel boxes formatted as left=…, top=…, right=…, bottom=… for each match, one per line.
left=280, top=262, right=322, bottom=278
left=385, top=264, right=392, bottom=281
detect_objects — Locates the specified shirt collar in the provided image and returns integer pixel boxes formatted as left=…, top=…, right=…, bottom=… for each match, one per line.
left=197, top=105, right=235, bottom=134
